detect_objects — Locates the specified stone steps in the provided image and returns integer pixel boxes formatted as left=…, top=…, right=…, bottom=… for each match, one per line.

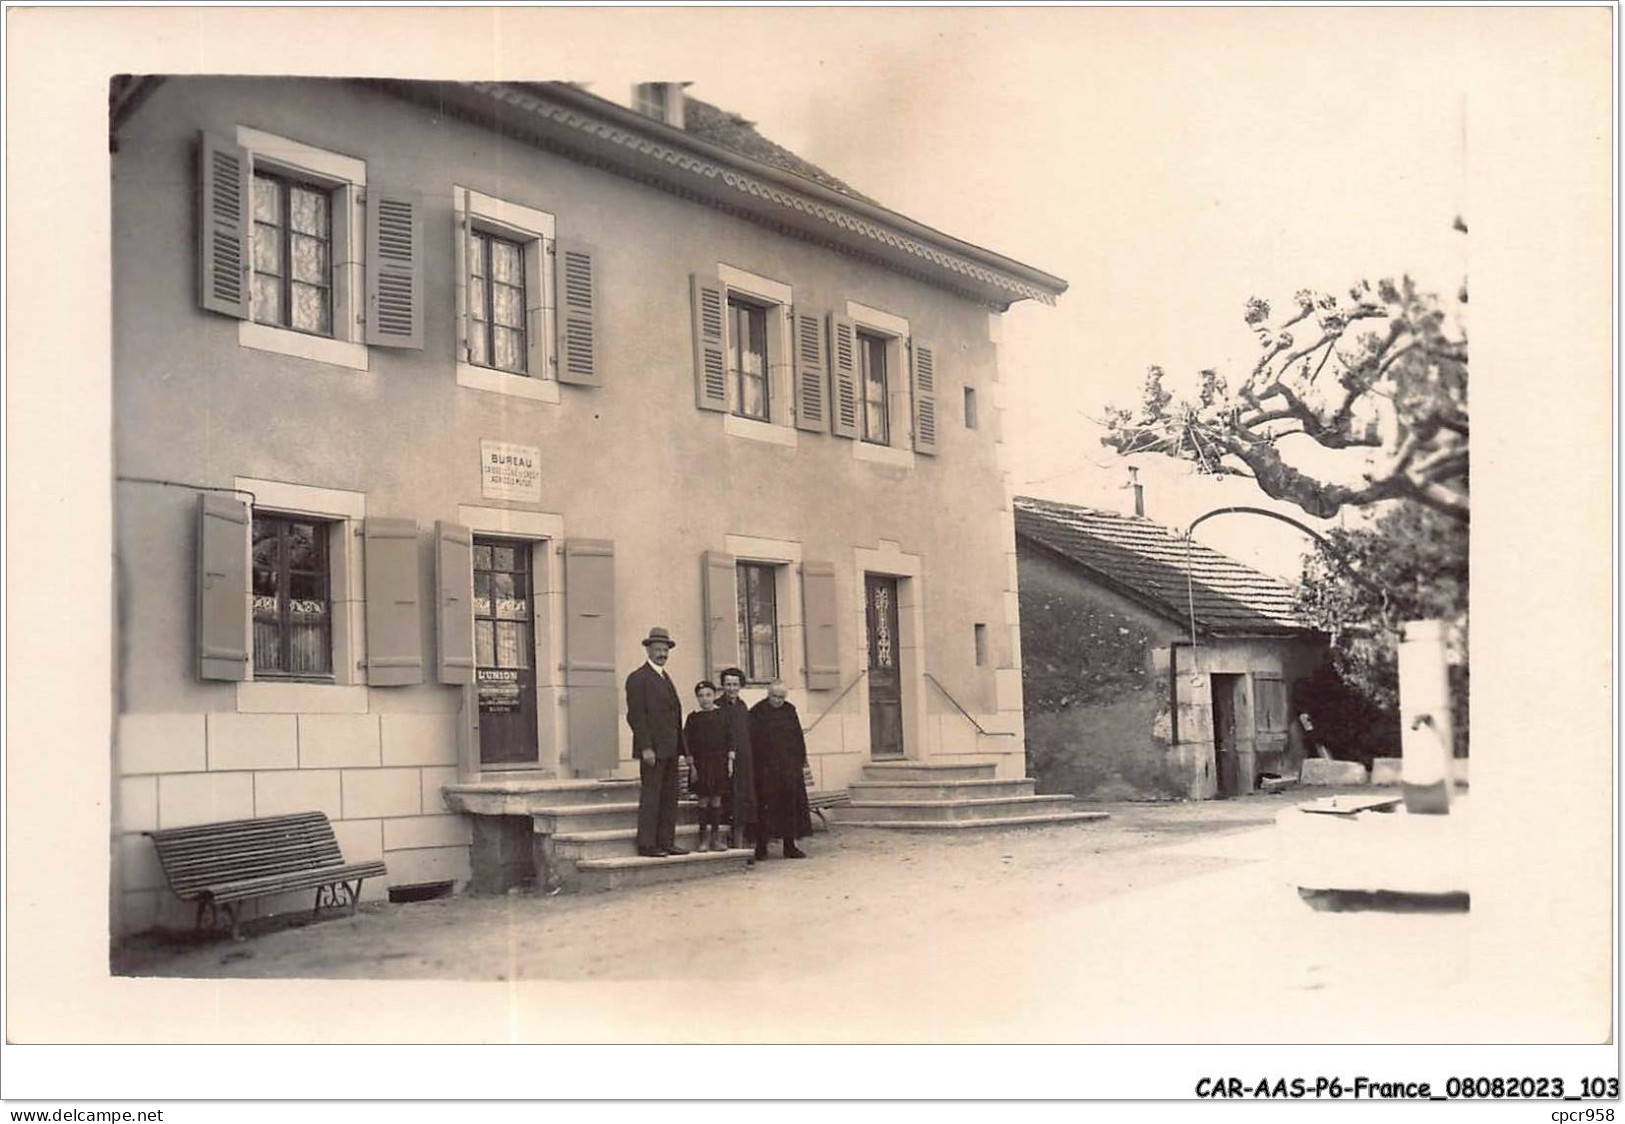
left=849, top=777, right=1036, bottom=802
left=575, top=849, right=753, bottom=892
left=861, top=761, right=996, bottom=782
left=531, top=801, right=704, bottom=834
left=832, top=793, right=1078, bottom=824
left=552, top=823, right=740, bottom=863
left=834, top=810, right=1111, bottom=832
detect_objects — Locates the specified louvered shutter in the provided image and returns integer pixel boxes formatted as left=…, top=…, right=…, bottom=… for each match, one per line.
left=198, top=132, right=250, bottom=319
left=792, top=310, right=828, bottom=432
left=827, top=314, right=859, bottom=438
left=564, top=539, right=618, bottom=773
left=911, top=341, right=939, bottom=455
left=801, top=561, right=840, bottom=691
left=435, top=520, right=475, bottom=685
left=702, top=551, right=739, bottom=675
left=691, top=274, right=728, bottom=411
left=363, top=518, right=424, bottom=685
left=556, top=240, right=599, bottom=385
left=365, top=190, right=424, bottom=349
left=197, top=493, right=250, bottom=681
left=453, top=188, right=472, bottom=363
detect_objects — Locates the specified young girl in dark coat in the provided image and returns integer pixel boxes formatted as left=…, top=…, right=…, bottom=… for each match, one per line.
left=682, top=680, right=732, bottom=852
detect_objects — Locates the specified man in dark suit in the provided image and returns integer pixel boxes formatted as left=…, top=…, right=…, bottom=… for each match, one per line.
left=625, top=626, right=688, bottom=857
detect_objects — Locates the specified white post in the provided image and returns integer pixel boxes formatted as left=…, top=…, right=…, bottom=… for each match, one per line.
left=1399, top=619, right=1453, bottom=814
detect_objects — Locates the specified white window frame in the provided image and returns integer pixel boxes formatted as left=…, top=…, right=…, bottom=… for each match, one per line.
left=235, top=126, right=369, bottom=373
left=234, top=477, right=368, bottom=714
left=454, top=187, right=559, bottom=405
left=846, top=300, right=914, bottom=468
left=718, top=264, right=796, bottom=448
left=724, top=533, right=805, bottom=701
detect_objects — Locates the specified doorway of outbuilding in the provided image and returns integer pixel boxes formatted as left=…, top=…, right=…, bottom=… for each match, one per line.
left=1211, top=673, right=1244, bottom=797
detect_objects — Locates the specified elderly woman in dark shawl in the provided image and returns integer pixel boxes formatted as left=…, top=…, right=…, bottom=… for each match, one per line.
left=748, top=679, right=813, bottom=860
left=715, top=667, right=756, bottom=850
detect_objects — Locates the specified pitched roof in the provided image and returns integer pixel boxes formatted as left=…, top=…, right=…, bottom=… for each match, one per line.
left=680, top=95, right=875, bottom=205
left=1013, top=496, right=1314, bottom=638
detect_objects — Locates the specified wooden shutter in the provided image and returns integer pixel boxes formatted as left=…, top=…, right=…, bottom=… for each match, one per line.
left=793, top=309, right=828, bottom=432
left=911, top=341, right=939, bottom=454
left=198, top=132, right=250, bottom=319
left=556, top=239, right=599, bottom=385
left=827, top=314, right=859, bottom=438
left=453, top=188, right=472, bottom=363
left=364, top=518, right=424, bottom=685
left=801, top=560, right=840, bottom=691
left=702, top=550, right=739, bottom=676
left=435, top=520, right=475, bottom=685
left=365, top=189, right=424, bottom=349
left=197, top=492, right=250, bottom=681
left=564, top=539, right=618, bottom=773
left=691, top=274, right=728, bottom=411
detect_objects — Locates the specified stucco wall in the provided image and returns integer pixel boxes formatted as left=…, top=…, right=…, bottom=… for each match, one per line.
left=111, top=78, right=1031, bottom=934
left=1016, top=539, right=1326, bottom=801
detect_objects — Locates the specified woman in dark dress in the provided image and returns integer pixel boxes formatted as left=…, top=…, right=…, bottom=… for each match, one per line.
left=748, top=679, right=812, bottom=860
left=682, top=680, right=732, bottom=852
left=716, top=667, right=755, bottom=850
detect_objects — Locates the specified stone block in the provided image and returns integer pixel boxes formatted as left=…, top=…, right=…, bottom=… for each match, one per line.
left=207, top=713, right=297, bottom=771
left=299, top=714, right=381, bottom=769
left=938, top=715, right=978, bottom=756
left=118, top=776, right=159, bottom=833
left=381, top=714, right=460, bottom=767
left=1370, top=757, right=1403, bottom=786
left=1299, top=759, right=1370, bottom=786
left=420, top=766, right=460, bottom=815
left=118, top=713, right=206, bottom=775
left=385, top=845, right=472, bottom=890
left=157, top=772, right=254, bottom=828
left=341, top=768, right=422, bottom=819
left=118, top=833, right=165, bottom=891
left=384, top=814, right=472, bottom=852
left=255, top=769, right=342, bottom=818
left=994, top=668, right=1023, bottom=713
left=333, top=818, right=384, bottom=863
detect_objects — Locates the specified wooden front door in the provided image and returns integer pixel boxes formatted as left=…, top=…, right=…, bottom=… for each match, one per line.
left=474, top=537, right=539, bottom=766
left=865, top=574, right=904, bottom=759
left=1211, top=673, right=1242, bottom=797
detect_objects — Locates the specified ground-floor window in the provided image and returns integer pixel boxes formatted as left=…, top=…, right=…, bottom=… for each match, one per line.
left=251, top=513, right=333, bottom=677
left=736, top=561, right=780, bottom=683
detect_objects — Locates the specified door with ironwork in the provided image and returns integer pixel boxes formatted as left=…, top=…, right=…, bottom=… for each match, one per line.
left=865, top=574, right=904, bottom=759
left=474, top=537, right=539, bottom=765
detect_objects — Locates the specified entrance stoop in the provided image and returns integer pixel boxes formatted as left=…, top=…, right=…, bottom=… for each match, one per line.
left=828, top=762, right=1110, bottom=831
left=444, top=776, right=753, bottom=894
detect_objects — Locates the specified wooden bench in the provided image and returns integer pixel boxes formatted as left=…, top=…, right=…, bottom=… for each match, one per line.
left=803, top=763, right=850, bottom=828
left=146, top=811, right=388, bottom=939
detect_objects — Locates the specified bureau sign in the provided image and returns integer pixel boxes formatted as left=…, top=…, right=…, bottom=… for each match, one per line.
left=480, top=440, right=542, bottom=502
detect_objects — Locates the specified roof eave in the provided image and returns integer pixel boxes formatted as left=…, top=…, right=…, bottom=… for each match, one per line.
left=371, top=79, right=1068, bottom=310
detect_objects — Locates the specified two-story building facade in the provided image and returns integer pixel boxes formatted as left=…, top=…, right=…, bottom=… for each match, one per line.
left=109, top=77, right=1066, bottom=937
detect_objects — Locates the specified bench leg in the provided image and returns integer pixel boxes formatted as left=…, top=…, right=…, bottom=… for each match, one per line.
left=347, top=879, right=363, bottom=917
left=222, top=902, right=242, bottom=941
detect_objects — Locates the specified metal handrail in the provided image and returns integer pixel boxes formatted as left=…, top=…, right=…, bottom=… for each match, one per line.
left=802, top=669, right=867, bottom=734
left=923, top=672, right=1016, bottom=737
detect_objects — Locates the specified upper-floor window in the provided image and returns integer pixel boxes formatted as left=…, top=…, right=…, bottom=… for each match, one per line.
left=251, top=512, right=333, bottom=678
left=729, top=297, right=771, bottom=421
left=859, top=330, right=890, bottom=445
left=252, top=170, right=335, bottom=337
left=469, top=229, right=530, bottom=375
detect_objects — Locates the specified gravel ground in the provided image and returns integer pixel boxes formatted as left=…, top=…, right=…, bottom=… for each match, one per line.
left=113, top=789, right=1368, bottom=983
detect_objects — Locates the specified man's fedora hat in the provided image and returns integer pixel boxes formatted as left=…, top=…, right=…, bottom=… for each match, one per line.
left=641, top=626, right=677, bottom=649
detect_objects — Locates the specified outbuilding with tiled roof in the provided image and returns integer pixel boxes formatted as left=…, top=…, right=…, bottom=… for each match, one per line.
left=1013, top=496, right=1327, bottom=801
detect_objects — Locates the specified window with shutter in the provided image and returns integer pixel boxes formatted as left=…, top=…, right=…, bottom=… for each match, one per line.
left=453, top=187, right=559, bottom=400
left=736, top=561, right=781, bottom=683
left=800, top=561, right=841, bottom=691
left=827, top=314, right=859, bottom=439
left=198, top=134, right=250, bottom=319
left=702, top=550, right=740, bottom=676
left=691, top=275, right=729, bottom=411
left=197, top=493, right=251, bottom=681
left=435, top=521, right=476, bottom=685
left=252, top=512, right=335, bottom=677
left=793, top=310, right=828, bottom=432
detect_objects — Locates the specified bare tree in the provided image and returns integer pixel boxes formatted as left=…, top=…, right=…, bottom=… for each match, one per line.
left=1101, top=268, right=1468, bottom=522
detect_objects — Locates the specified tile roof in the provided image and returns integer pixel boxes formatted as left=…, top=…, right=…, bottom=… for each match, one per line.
left=1013, top=496, right=1314, bottom=637
left=680, top=94, right=875, bottom=204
